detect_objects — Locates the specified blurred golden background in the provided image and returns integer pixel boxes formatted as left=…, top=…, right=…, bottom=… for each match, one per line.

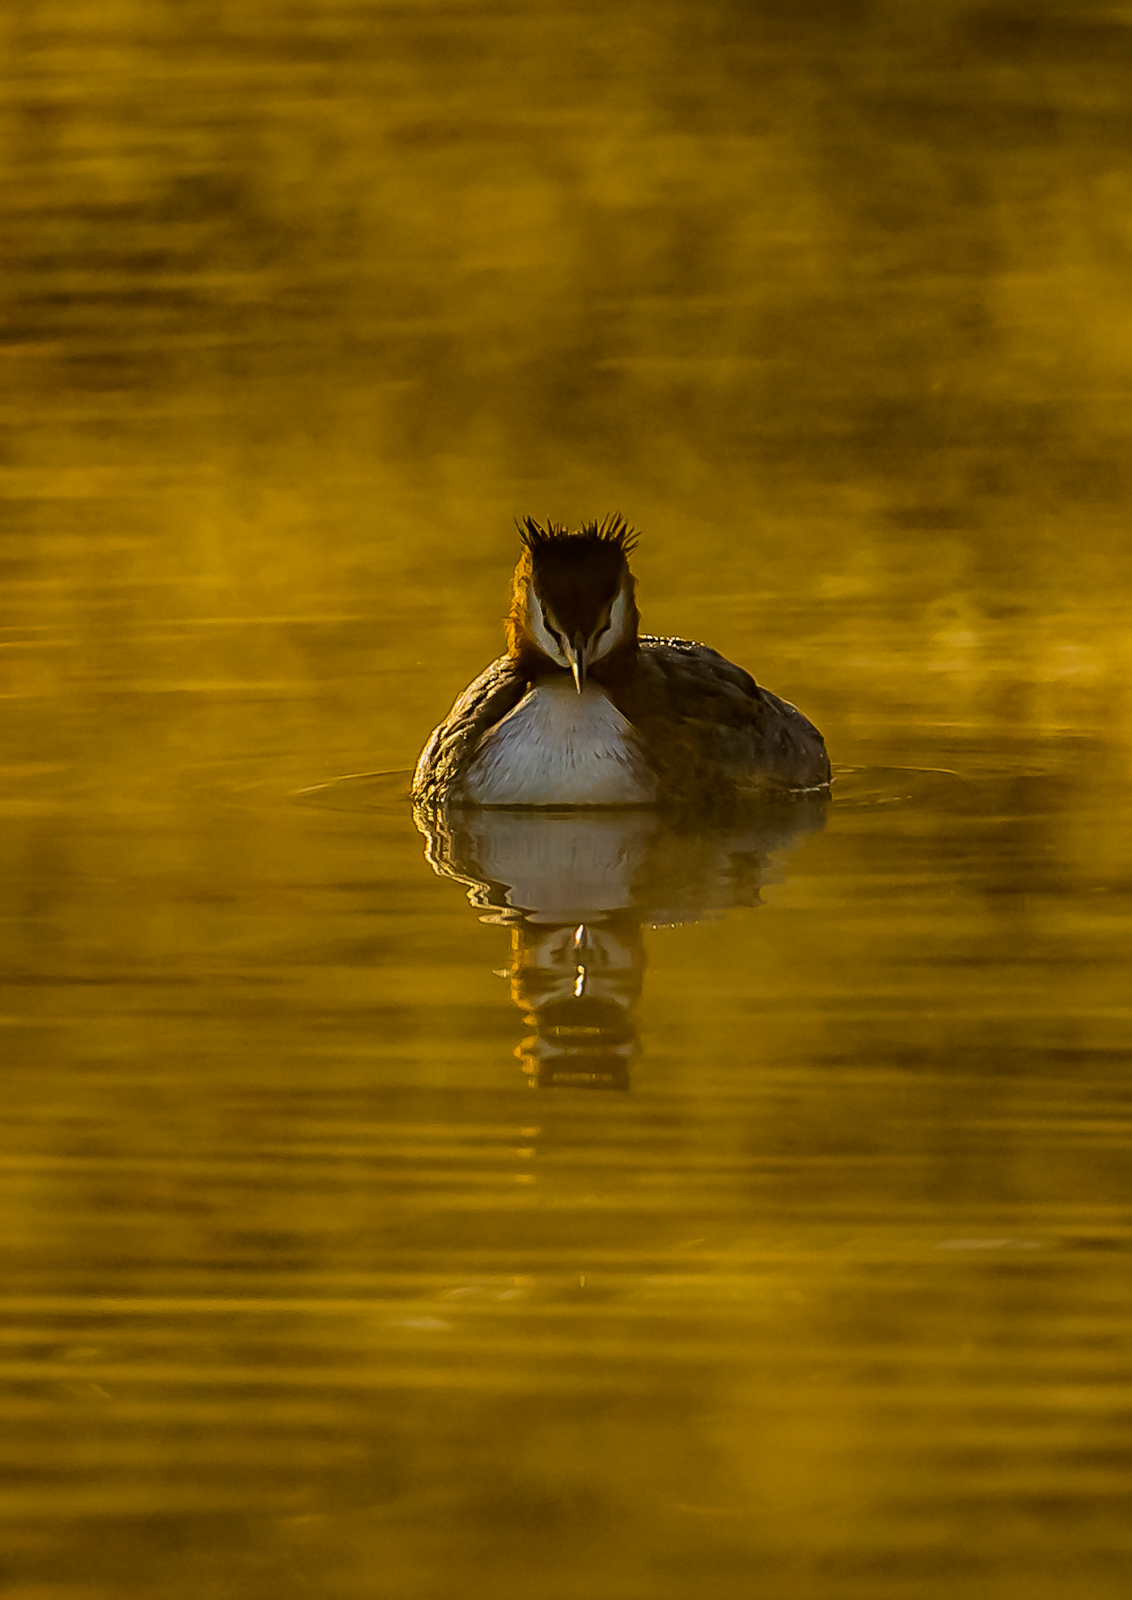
left=4, top=0, right=1132, bottom=785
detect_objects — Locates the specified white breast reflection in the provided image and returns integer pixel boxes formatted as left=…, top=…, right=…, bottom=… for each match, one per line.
left=415, top=799, right=826, bottom=1089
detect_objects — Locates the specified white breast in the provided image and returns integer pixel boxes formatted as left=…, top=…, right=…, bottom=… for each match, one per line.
left=463, top=680, right=656, bottom=807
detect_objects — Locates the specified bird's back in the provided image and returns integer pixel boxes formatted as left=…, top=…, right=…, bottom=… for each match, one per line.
left=624, top=635, right=830, bottom=799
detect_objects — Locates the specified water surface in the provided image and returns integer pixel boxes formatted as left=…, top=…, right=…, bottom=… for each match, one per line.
left=3, top=2, right=1132, bottom=1597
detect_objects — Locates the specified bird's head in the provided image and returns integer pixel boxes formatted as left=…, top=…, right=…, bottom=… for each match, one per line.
left=508, top=515, right=640, bottom=691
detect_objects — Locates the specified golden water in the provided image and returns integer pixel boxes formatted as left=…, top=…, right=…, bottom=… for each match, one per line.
left=3, top=3, right=1132, bottom=1596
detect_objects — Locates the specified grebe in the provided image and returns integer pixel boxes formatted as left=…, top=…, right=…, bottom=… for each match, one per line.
left=412, top=517, right=830, bottom=808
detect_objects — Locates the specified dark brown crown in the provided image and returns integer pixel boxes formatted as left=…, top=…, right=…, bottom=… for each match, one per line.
left=518, top=514, right=638, bottom=557
left=515, top=516, right=637, bottom=636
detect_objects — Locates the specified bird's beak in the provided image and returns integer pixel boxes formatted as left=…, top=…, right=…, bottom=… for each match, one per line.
left=565, top=633, right=588, bottom=694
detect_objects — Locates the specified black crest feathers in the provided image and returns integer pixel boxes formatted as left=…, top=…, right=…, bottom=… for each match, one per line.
left=517, top=514, right=639, bottom=556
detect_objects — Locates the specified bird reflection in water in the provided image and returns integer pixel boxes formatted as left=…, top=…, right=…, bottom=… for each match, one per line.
left=413, top=799, right=826, bottom=1089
